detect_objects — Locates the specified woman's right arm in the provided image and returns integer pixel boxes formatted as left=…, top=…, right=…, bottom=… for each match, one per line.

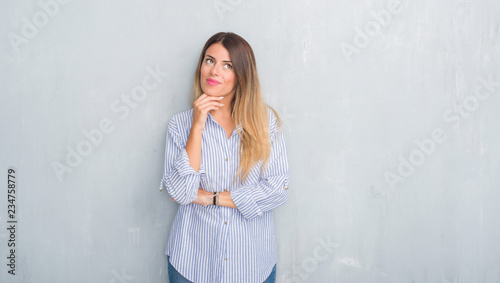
left=185, top=127, right=203, bottom=172
left=159, top=119, right=202, bottom=205
left=185, top=94, right=224, bottom=171
left=161, top=94, right=223, bottom=205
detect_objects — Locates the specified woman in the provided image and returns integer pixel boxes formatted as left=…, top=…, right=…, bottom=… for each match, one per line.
left=159, top=32, right=289, bottom=283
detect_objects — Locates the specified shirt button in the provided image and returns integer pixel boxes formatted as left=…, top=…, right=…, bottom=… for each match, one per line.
left=159, top=187, right=163, bottom=191
left=225, top=158, right=228, bottom=161
left=225, top=258, right=228, bottom=261
left=284, top=186, right=289, bottom=190
left=224, top=221, right=227, bottom=224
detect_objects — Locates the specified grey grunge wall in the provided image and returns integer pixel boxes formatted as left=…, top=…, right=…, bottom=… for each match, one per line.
left=1, top=0, right=500, bottom=282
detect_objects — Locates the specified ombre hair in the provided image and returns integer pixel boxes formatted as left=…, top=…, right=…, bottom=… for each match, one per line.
left=191, top=32, right=281, bottom=183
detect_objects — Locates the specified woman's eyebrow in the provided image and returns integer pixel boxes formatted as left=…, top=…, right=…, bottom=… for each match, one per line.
left=205, top=54, right=232, bottom=63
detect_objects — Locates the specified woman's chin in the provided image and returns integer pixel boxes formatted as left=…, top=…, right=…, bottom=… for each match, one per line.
left=202, top=90, right=221, bottom=97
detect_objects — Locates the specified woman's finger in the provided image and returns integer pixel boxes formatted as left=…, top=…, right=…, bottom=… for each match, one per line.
left=194, top=95, right=224, bottom=107
left=199, top=101, right=224, bottom=112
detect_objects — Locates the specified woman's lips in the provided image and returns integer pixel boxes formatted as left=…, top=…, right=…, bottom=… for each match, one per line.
left=207, top=78, right=221, bottom=86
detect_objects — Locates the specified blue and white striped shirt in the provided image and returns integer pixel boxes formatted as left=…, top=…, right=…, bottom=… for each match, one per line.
left=159, top=106, right=289, bottom=283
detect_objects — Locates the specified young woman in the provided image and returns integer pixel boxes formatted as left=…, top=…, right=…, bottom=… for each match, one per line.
left=159, top=32, right=289, bottom=283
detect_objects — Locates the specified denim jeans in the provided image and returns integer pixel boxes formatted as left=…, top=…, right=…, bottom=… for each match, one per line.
left=167, top=256, right=276, bottom=283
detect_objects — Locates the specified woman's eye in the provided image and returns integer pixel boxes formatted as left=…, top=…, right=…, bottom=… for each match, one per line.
left=224, top=64, right=233, bottom=69
left=205, top=58, right=213, bottom=64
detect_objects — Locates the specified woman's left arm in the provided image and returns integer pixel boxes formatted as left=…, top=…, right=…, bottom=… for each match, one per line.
left=226, top=127, right=290, bottom=219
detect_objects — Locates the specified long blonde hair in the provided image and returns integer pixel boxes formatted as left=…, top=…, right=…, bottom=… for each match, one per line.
left=191, top=32, right=281, bottom=183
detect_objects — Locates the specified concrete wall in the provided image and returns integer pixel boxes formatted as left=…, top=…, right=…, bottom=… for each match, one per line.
left=1, top=0, right=500, bottom=282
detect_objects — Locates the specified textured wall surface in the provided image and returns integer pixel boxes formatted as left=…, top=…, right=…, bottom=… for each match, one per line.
left=1, top=0, right=500, bottom=282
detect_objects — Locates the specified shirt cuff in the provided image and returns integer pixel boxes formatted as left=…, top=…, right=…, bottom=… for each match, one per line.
left=230, top=184, right=263, bottom=220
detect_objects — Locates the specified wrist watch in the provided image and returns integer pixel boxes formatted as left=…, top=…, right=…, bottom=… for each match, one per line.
left=213, top=191, right=220, bottom=206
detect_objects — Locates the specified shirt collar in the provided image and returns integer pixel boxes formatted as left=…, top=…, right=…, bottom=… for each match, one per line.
left=207, top=112, right=243, bottom=136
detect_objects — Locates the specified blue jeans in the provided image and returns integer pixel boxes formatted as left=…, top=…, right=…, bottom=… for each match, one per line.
left=167, top=256, right=276, bottom=283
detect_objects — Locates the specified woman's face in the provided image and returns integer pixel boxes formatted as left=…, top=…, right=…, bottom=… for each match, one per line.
left=200, top=43, right=236, bottom=98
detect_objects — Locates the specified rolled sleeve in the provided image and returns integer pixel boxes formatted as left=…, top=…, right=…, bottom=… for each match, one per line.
left=231, top=125, right=290, bottom=220
left=159, top=118, right=203, bottom=205
left=173, top=147, right=206, bottom=177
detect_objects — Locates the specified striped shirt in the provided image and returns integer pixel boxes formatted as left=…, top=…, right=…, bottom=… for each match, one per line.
left=159, top=106, right=289, bottom=283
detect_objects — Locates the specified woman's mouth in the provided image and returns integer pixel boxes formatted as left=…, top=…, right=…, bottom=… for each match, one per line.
left=207, top=78, right=221, bottom=86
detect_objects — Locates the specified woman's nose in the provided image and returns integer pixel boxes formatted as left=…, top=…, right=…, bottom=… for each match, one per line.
left=210, top=64, right=220, bottom=76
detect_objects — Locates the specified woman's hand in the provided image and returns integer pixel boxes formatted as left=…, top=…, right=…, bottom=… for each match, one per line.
left=192, top=189, right=215, bottom=206
left=192, top=94, right=224, bottom=132
left=170, top=189, right=214, bottom=206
